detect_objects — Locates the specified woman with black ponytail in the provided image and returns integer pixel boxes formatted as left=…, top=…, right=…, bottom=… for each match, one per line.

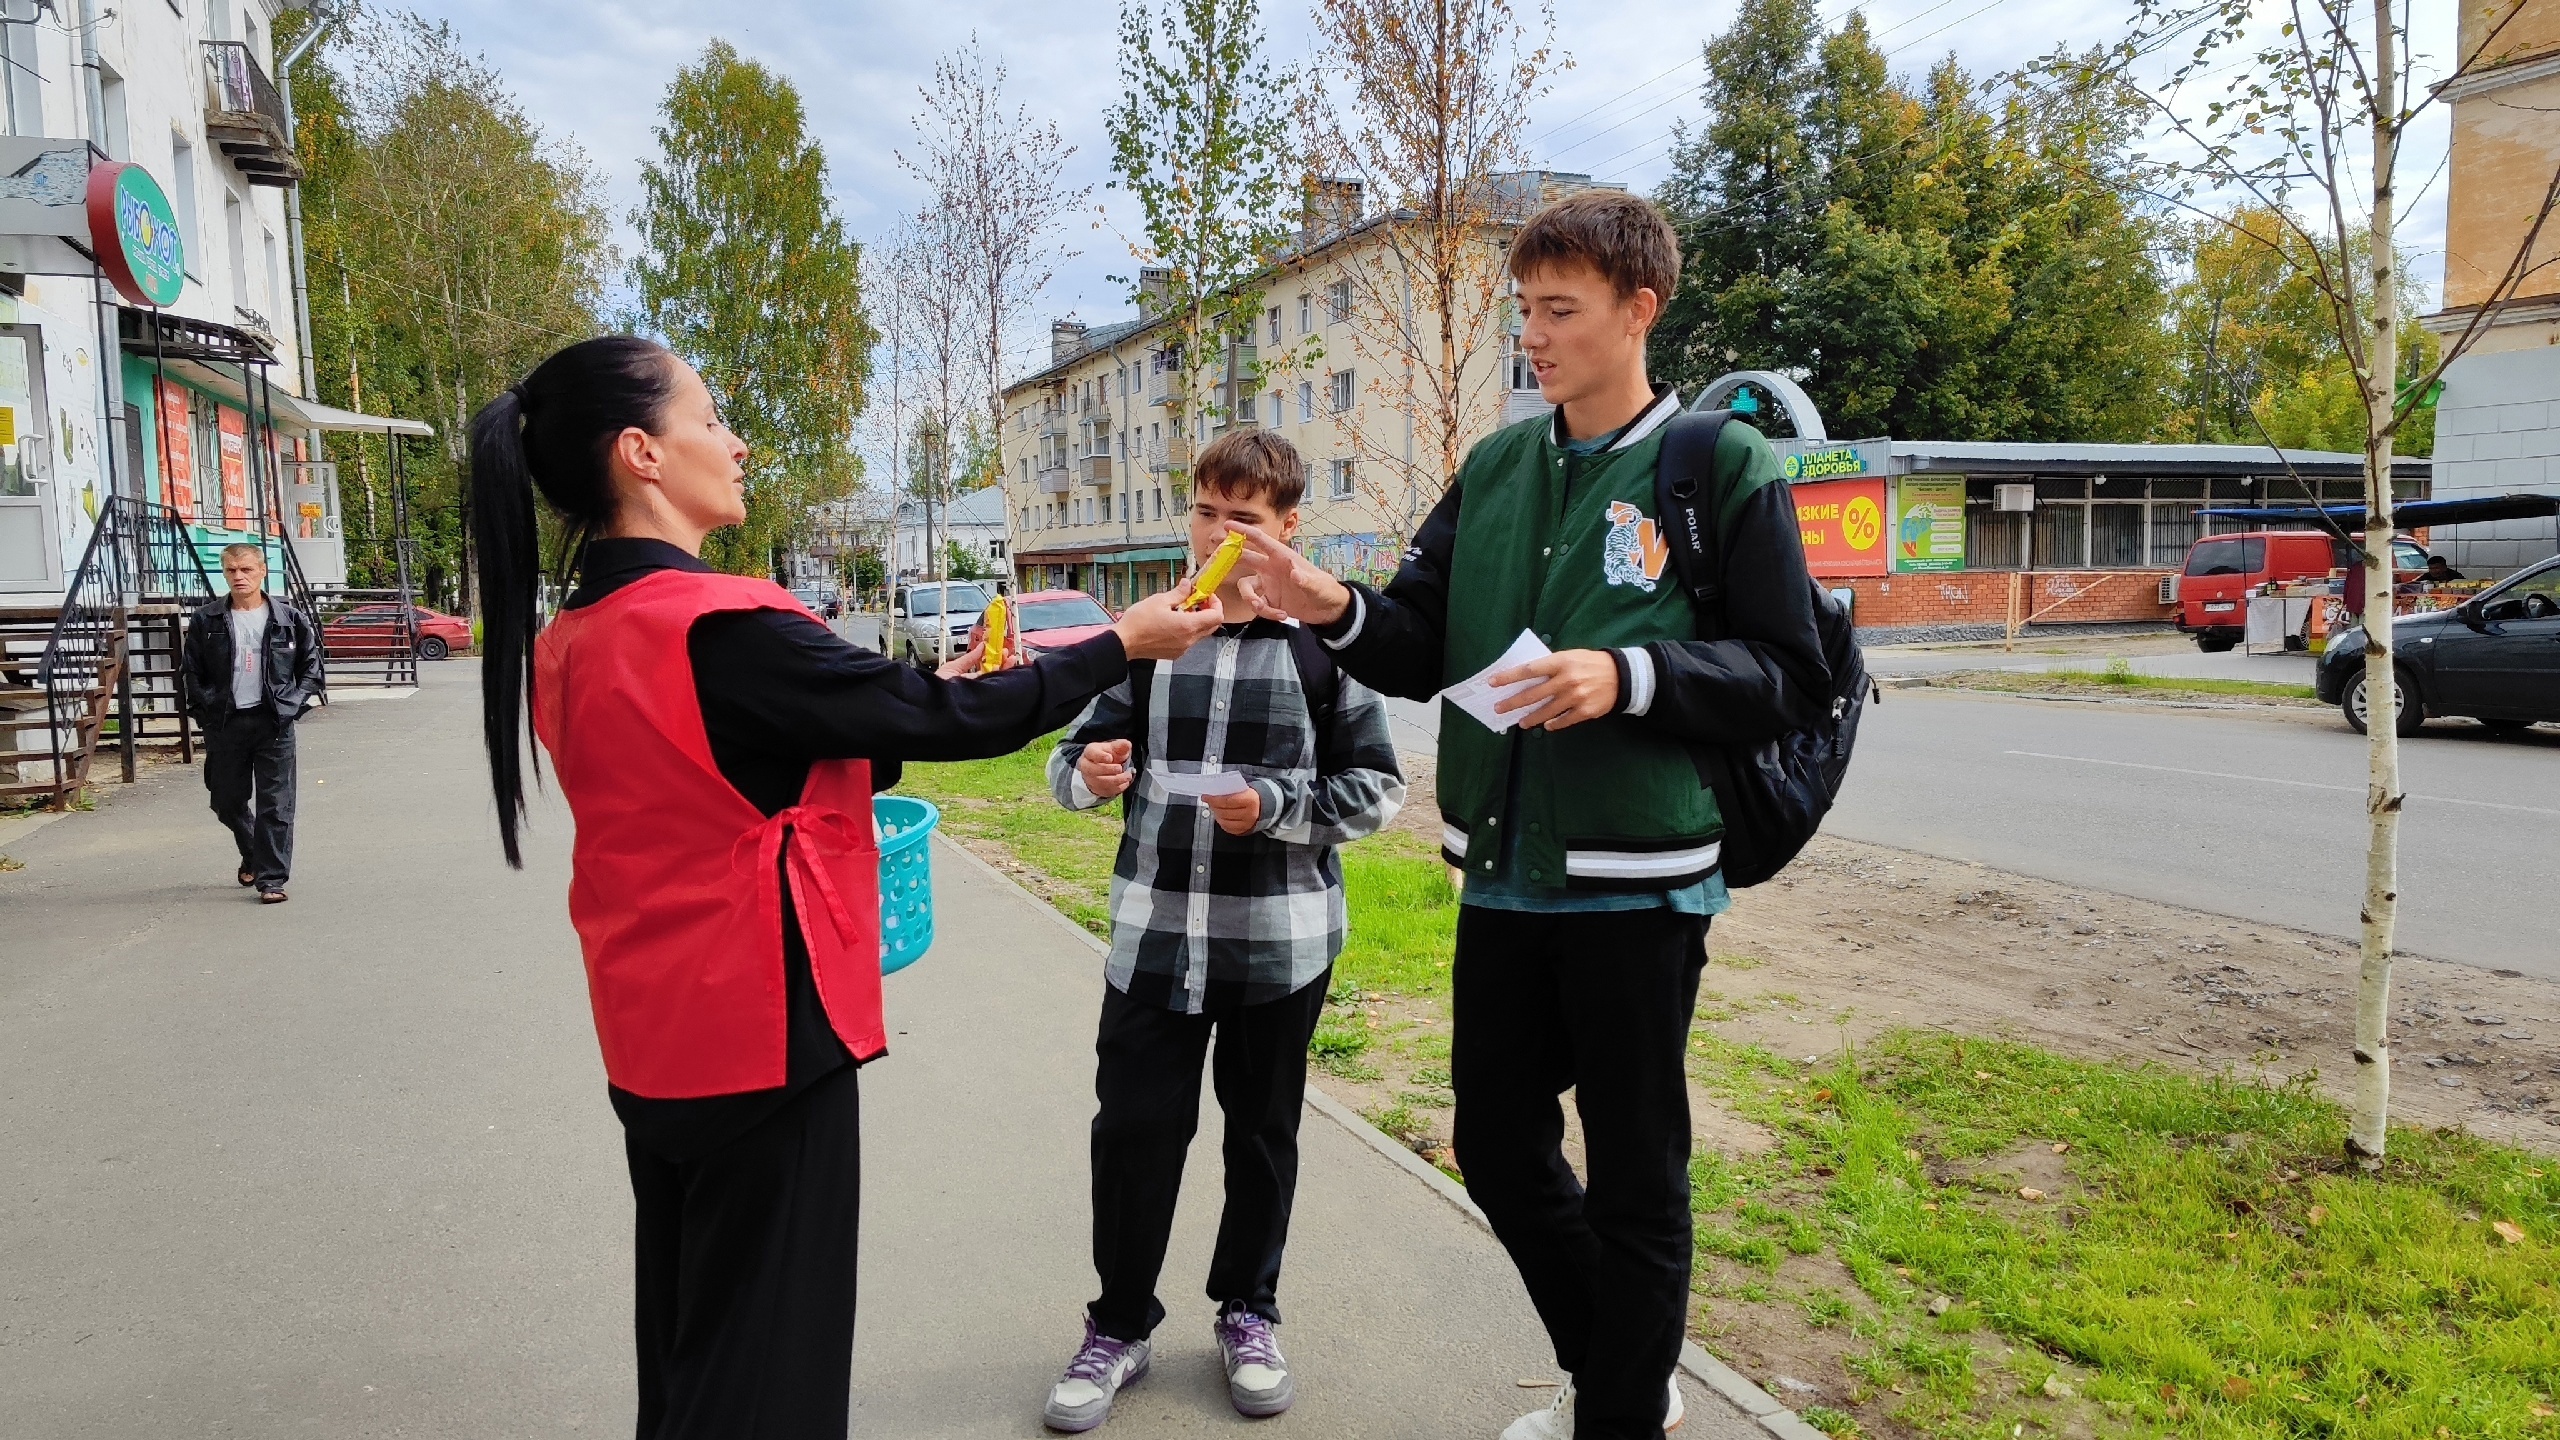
left=471, top=336, right=1222, bottom=1438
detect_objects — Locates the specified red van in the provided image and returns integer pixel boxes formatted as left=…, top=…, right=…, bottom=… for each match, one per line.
left=2175, top=530, right=2428, bottom=652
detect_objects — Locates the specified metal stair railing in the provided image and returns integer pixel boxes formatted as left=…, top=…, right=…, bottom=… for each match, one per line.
left=28, top=497, right=142, bottom=807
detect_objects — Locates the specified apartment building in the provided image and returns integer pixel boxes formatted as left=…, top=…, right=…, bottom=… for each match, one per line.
left=2421, top=0, right=2560, bottom=573
left=1001, top=173, right=1617, bottom=607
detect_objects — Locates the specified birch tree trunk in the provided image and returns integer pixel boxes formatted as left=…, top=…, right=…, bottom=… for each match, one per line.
left=2348, top=4, right=2401, bottom=1162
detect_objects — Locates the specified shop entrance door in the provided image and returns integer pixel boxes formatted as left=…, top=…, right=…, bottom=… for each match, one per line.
left=0, top=324, right=60, bottom=593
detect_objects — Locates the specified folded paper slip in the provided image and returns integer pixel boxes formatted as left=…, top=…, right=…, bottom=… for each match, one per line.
left=1439, top=628, right=1551, bottom=733
left=1151, top=768, right=1252, bottom=798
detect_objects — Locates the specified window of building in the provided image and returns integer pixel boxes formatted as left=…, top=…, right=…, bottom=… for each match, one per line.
left=1298, top=381, right=1314, bottom=423
left=1327, top=280, right=1351, bottom=323
left=1329, top=369, right=1355, bottom=413
left=1329, top=458, right=1355, bottom=499
left=1507, top=336, right=1538, bottom=392
left=170, top=136, right=200, bottom=277
left=1268, top=307, right=1281, bottom=344
left=97, top=61, right=128, bottom=160
left=1268, top=393, right=1283, bottom=427
left=1297, top=294, right=1311, bottom=333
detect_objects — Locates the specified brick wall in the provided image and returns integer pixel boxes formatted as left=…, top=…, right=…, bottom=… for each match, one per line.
left=1838, top=570, right=2177, bottom=631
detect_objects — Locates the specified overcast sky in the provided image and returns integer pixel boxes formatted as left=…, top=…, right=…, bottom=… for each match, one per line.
left=394, top=0, right=2457, bottom=382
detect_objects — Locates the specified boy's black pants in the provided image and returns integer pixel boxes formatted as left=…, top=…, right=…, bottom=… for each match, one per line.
left=626, top=1063, right=862, bottom=1440
left=1088, top=970, right=1330, bottom=1342
left=204, top=709, right=296, bottom=889
left=1451, top=906, right=1708, bottom=1440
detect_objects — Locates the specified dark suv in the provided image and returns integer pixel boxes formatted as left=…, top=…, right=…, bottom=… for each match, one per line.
left=2318, top=554, right=2560, bottom=735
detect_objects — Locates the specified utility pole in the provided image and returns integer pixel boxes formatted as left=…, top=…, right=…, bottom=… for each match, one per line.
left=274, top=3, right=341, bottom=407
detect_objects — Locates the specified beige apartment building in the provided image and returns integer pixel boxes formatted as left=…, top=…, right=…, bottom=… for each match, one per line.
left=2421, top=0, right=2560, bottom=571
left=1001, top=173, right=1618, bottom=606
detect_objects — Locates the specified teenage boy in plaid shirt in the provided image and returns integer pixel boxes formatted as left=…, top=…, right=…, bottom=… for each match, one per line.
left=1038, top=429, right=1406, bottom=1432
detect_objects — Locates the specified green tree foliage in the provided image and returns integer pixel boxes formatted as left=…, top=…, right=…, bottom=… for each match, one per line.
left=634, top=41, right=873, bottom=576
left=1106, top=0, right=1296, bottom=440
left=288, top=10, right=613, bottom=609
left=1651, top=0, right=2172, bottom=442
left=943, top=539, right=989, bottom=582
left=2164, top=208, right=2437, bottom=456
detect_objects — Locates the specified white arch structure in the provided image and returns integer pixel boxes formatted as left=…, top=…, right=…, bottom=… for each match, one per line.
left=1688, top=371, right=1829, bottom=443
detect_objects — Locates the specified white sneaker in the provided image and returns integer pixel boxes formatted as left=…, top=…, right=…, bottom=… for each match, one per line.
left=1498, top=1377, right=1684, bottom=1439
left=1043, top=1313, right=1151, bottom=1433
left=1501, top=1381, right=1573, bottom=1440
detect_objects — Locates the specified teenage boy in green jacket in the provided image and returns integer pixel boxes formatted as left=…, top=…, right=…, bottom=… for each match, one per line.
left=1230, top=190, right=1829, bottom=1440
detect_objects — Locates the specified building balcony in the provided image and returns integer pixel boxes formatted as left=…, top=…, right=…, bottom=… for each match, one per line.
left=1081, top=453, right=1113, bottom=486
left=203, top=41, right=302, bottom=188
left=1036, top=459, right=1072, bottom=494
left=1147, top=364, right=1180, bottom=408
left=1146, top=434, right=1194, bottom=474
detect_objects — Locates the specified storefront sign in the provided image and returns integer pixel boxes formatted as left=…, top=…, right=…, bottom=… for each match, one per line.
left=83, top=162, right=185, bottom=308
left=156, top=379, right=194, bottom=520
left=1777, top=442, right=1881, bottom=483
left=1892, top=476, right=1966, bottom=573
left=217, top=407, right=247, bottom=529
left=1794, top=478, right=1888, bottom=577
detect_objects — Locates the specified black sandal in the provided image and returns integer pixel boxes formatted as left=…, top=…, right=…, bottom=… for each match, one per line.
left=259, top=889, right=288, bottom=904
left=237, top=870, right=255, bottom=888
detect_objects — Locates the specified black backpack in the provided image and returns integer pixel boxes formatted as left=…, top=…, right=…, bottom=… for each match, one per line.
left=1655, top=410, right=1874, bottom=887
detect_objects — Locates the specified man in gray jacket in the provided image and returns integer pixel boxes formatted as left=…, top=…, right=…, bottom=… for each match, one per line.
left=182, top=544, right=325, bottom=902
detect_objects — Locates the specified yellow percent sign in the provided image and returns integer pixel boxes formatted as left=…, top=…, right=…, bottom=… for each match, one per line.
left=1842, top=494, right=1883, bottom=551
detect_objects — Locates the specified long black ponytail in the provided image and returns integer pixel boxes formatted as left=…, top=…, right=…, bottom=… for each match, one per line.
left=469, top=336, right=681, bottom=867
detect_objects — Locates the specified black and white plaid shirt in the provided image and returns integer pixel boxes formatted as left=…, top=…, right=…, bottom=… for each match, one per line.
left=1049, top=619, right=1406, bottom=1013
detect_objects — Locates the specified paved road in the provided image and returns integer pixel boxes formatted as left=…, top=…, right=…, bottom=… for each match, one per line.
left=0, top=664, right=1753, bottom=1439
left=1382, top=682, right=2558, bottom=977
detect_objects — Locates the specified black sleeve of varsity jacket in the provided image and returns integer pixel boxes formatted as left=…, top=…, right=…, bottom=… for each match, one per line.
left=1630, top=477, right=1832, bottom=746
left=1309, top=480, right=1460, bottom=701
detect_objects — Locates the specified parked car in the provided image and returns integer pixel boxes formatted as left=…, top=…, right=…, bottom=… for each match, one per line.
left=2317, top=554, right=2560, bottom=735
left=890, top=581, right=993, bottom=667
left=1008, top=589, right=1115, bottom=655
left=2175, top=530, right=2427, bottom=652
left=322, top=603, right=472, bottom=661
left=789, top=584, right=842, bottom=620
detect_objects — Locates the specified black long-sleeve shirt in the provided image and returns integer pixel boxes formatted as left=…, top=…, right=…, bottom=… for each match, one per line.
left=569, top=538, right=1126, bottom=1160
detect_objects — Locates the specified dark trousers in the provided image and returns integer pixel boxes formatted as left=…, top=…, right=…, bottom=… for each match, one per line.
left=1088, top=971, right=1331, bottom=1342
left=204, top=709, right=296, bottom=889
left=1450, top=906, right=1708, bottom=1440
left=626, top=1063, right=862, bottom=1440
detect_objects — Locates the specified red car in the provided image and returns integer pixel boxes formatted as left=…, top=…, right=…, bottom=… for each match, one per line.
left=323, top=603, right=474, bottom=661
left=1008, top=589, right=1116, bottom=654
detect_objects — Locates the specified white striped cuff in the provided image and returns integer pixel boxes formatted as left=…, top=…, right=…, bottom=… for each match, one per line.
left=1320, top=590, right=1366, bottom=650
left=1618, top=645, right=1656, bottom=716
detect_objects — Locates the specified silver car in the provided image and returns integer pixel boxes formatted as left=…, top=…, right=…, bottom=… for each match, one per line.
left=891, top=581, right=992, bottom=667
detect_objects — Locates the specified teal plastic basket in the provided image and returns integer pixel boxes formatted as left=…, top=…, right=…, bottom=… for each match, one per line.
left=875, top=796, right=939, bottom=975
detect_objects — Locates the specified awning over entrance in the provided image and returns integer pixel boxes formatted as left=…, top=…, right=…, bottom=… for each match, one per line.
left=143, top=356, right=433, bottom=437
left=2200, top=495, right=2560, bottom=529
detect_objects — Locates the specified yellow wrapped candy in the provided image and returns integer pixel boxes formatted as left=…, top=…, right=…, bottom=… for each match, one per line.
left=1183, top=531, right=1248, bottom=611
left=980, top=594, right=1009, bottom=673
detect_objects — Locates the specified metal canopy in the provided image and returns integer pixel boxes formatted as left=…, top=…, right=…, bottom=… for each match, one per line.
left=2198, top=495, right=2560, bottom=529
left=273, top=394, right=435, bottom=438
left=119, top=308, right=278, bottom=365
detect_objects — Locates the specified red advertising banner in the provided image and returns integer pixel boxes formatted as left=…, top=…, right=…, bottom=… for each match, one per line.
left=218, top=406, right=247, bottom=530
left=1793, top=478, right=1889, bottom=577
left=156, top=379, right=194, bottom=521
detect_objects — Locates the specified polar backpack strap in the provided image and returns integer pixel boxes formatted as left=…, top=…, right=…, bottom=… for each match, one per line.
left=1655, top=410, right=1734, bottom=624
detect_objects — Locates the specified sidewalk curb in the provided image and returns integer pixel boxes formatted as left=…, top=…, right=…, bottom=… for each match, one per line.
left=931, top=833, right=1821, bottom=1440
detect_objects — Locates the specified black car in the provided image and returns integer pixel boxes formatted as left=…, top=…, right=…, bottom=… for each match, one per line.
left=2317, top=555, right=2560, bottom=735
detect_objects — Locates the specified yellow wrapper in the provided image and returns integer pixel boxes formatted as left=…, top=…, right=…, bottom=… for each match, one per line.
left=980, top=595, right=1008, bottom=673
left=1184, top=531, right=1248, bottom=610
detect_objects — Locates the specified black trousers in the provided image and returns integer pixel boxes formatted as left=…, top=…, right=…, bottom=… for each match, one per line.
left=1450, top=906, right=1708, bottom=1440
left=204, top=710, right=296, bottom=889
left=1088, top=971, right=1330, bottom=1342
left=626, top=1063, right=862, bottom=1440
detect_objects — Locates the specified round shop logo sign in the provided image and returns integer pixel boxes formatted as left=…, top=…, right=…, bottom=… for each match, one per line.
left=1842, top=494, right=1883, bottom=551
left=84, top=162, right=186, bottom=308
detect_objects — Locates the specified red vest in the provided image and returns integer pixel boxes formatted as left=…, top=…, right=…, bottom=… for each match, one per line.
left=532, top=569, right=886, bottom=1098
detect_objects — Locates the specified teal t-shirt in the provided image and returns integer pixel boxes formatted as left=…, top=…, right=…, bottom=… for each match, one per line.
left=1458, top=418, right=1732, bottom=919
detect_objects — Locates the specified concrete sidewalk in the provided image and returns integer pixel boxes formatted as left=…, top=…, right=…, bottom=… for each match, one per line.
left=0, top=663, right=1765, bottom=1438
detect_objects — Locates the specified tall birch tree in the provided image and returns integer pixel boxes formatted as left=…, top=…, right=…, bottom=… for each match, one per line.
left=1301, top=0, right=1566, bottom=532
left=1106, top=0, right=1297, bottom=488
left=2042, top=0, right=2560, bottom=1160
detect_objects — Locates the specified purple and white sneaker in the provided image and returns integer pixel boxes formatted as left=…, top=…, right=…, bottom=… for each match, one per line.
left=1213, top=1302, right=1294, bottom=1417
left=1043, top=1313, right=1151, bottom=1433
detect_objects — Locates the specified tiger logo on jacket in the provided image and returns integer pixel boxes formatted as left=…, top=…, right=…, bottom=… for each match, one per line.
left=1602, top=500, right=1671, bottom=592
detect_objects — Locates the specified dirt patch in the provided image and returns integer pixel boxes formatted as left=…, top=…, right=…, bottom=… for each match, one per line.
left=1906, top=669, right=2322, bottom=709
left=1705, top=836, right=2560, bottom=1157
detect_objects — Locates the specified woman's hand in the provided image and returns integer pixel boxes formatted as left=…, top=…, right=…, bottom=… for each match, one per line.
left=938, top=615, right=1026, bottom=679
left=1227, top=522, right=1351, bottom=625
left=1111, top=589, right=1227, bottom=661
